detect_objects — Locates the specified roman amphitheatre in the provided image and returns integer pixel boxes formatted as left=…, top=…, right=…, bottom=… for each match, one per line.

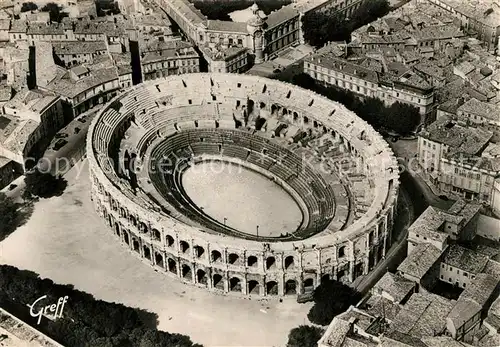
left=87, top=72, right=399, bottom=297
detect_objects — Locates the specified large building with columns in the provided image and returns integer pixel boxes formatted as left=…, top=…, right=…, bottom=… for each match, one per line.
left=153, top=0, right=365, bottom=71
left=87, top=73, right=399, bottom=297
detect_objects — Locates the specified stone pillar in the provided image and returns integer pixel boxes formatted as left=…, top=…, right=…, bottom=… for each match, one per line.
left=224, top=273, right=229, bottom=292
left=348, top=261, right=355, bottom=282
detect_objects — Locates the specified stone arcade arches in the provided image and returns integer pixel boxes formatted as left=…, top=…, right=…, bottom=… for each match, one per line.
left=88, top=73, right=400, bottom=298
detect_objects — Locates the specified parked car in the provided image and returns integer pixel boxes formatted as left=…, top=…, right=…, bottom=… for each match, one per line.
left=77, top=117, right=87, bottom=123
left=55, top=132, right=68, bottom=139
left=53, top=139, right=68, bottom=151
left=8, top=184, right=17, bottom=191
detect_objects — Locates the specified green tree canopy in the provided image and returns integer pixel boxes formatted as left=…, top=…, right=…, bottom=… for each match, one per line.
left=0, top=193, right=18, bottom=238
left=21, top=2, right=38, bottom=12
left=287, top=325, right=324, bottom=347
left=307, top=279, right=362, bottom=325
left=24, top=169, right=67, bottom=198
left=301, top=0, right=389, bottom=48
left=41, top=3, right=68, bottom=22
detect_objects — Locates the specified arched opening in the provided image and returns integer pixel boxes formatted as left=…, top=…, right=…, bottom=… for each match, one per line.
left=247, top=255, right=258, bottom=267
left=197, top=269, right=207, bottom=285
left=213, top=274, right=224, bottom=290
left=248, top=280, right=260, bottom=294
left=260, top=102, right=266, bottom=109
left=194, top=245, right=205, bottom=258
left=114, top=223, right=120, bottom=236
left=337, top=269, right=346, bottom=282
left=285, top=280, right=297, bottom=295
left=123, top=232, right=129, bottom=245
left=266, top=281, right=278, bottom=295
left=266, top=256, right=276, bottom=270
left=282, top=108, right=288, bottom=116
left=228, top=253, right=239, bottom=265
left=230, top=277, right=242, bottom=292
left=211, top=250, right=222, bottom=262
left=139, top=222, right=147, bottom=233
left=293, top=112, right=298, bottom=121
left=338, top=246, right=346, bottom=258
left=181, top=264, right=192, bottom=280
left=166, top=235, right=175, bottom=247
left=271, top=104, right=278, bottom=115
left=284, top=256, right=294, bottom=269
left=168, top=258, right=177, bottom=273
left=120, top=207, right=126, bottom=218
left=304, top=278, right=314, bottom=290
left=155, top=252, right=163, bottom=266
left=152, top=229, right=161, bottom=241
left=143, top=246, right=151, bottom=260
left=133, top=239, right=140, bottom=252
left=180, top=241, right=190, bottom=253
left=130, top=215, right=137, bottom=226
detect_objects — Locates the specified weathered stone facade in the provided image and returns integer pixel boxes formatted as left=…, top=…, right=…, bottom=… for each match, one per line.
left=87, top=73, right=400, bottom=297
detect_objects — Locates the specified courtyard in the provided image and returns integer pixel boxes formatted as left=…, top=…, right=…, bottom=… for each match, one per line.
left=0, top=160, right=312, bottom=347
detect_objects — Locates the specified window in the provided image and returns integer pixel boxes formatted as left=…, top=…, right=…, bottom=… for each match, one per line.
left=237, top=38, right=243, bottom=45
left=457, top=270, right=460, bottom=274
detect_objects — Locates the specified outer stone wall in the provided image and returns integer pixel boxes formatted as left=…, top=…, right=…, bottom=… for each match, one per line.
left=87, top=73, right=400, bottom=297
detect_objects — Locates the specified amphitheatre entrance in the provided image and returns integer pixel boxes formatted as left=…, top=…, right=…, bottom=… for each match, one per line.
left=181, top=161, right=303, bottom=237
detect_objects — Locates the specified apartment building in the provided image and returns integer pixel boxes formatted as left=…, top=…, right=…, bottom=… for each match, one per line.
left=418, top=118, right=500, bottom=205
left=304, top=51, right=435, bottom=118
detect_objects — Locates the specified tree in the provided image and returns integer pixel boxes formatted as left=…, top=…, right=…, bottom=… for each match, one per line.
left=0, top=193, right=18, bottom=238
left=292, top=73, right=316, bottom=90
left=24, top=169, right=67, bottom=198
left=21, top=2, right=38, bottom=12
left=287, top=325, right=324, bottom=347
left=41, top=3, right=68, bottom=22
left=307, top=279, right=362, bottom=325
left=301, top=0, right=389, bottom=48
left=384, top=102, right=421, bottom=135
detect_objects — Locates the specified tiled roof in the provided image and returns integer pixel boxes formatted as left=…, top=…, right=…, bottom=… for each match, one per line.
left=381, top=330, right=428, bottom=347
left=457, top=98, right=500, bottom=122
left=74, top=21, right=125, bottom=36
left=413, top=25, right=464, bottom=41
left=206, top=19, right=247, bottom=33
left=374, top=272, right=415, bottom=303
left=199, top=44, right=247, bottom=61
left=420, top=118, right=492, bottom=155
left=319, top=317, right=351, bottom=347
left=9, top=20, right=27, bottom=33
left=52, top=40, right=107, bottom=55
left=0, top=18, right=9, bottom=30
left=170, top=0, right=207, bottom=25
left=0, top=84, right=11, bottom=102
left=447, top=273, right=499, bottom=329
left=305, top=54, right=379, bottom=84
left=398, top=243, right=442, bottom=280
left=26, top=22, right=66, bottom=35
left=390, top=292, right=454, bottom=338
left=266, top=4, right=299, bottom=29
left=46, top=66, right=118, bottom=99
left=442, top=244, right=489, bottom=274
left=408, top=206, right=450, bottom=243
left=363, top=295, right=401, bottom=322
left=446, top=200, right=481, bottom=225
left=433, top=0, right=500, bottom=29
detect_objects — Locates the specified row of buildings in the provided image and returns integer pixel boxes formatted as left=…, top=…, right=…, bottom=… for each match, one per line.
left=304, top=0, right=500, bottom=127
left=147, top=0, right=367, bottom=73
left=0, top=0, right=203, bottom=188
left=318, top=199, right=500, bottom=346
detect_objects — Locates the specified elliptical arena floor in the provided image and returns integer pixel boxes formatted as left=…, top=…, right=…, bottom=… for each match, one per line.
left=0, top=161, right=312, bottom=347
left=182, top=160, right=303, bottom=237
